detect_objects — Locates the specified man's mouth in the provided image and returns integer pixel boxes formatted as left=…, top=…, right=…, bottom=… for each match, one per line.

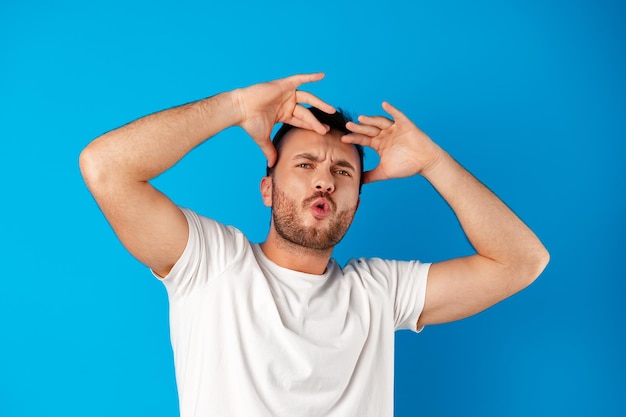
left=310, top=198, right=331, bottom=218
left=305, top=192, right=335, bottom=219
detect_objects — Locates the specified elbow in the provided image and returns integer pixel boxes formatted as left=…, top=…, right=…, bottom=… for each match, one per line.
left=534, top=246, right=550, bottom=280
left=79, top=145, right=99, bottom=187
left=79, top=144, right=111, bottom=192
left=519, top=244, right=550, bottom=289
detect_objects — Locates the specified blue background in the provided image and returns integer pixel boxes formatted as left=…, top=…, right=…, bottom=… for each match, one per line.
left=1, top=0, right=624, bottom=415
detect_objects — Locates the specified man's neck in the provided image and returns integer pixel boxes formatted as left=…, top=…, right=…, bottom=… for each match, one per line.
left=260, top=229, right=333, bottom=275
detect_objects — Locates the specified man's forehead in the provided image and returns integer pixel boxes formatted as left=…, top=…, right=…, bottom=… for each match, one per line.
left=280, top=128, right=359, bottom=162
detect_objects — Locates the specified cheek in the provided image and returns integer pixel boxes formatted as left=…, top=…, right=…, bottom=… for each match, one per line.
left=271, top=177, right=307, bottom=206
left=275, top=174, right=309, bottom=196
left=338, top=191, right=360, bottom=211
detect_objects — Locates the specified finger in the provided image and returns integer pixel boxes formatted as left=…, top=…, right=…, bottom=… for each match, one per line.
left=362, top=168, right=387, bottom=184
left=341, top=133, right=373, bottom=147
left=357, top=115, right=394, bottom=130
left=293, top=105, right=329, bottom=135
left=284, top=114, right=316, bottom=132
left=345, top=121, right=381, bottom=137
left=296, top=90, right=336, bottom=114
left=286, top=72, right=326, bottom=87
left=381, top=101, right=408, bottom=121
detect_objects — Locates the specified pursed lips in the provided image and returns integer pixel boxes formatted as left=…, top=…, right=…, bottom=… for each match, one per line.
left=305, top=193, right=335, bottom=218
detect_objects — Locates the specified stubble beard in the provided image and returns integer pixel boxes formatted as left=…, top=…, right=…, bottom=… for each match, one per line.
left=271, top=184, right=356, bottom=252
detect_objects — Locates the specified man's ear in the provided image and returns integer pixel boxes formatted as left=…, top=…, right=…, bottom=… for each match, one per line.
left=260, top=176, right=272, bottom=207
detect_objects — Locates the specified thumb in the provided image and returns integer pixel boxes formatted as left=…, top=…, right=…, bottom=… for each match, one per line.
left=258, top=139, right=277, bottom=168
left=362, top=167, right=387, bottom=184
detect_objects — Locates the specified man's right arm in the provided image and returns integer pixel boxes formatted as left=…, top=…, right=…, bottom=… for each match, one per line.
left=79, top=92, right=242, bottom=277
left=80, top=73, right=334, bottom=278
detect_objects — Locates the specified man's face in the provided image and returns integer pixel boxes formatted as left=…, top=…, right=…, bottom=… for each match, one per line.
left=262, top=128, right=361, bottom=251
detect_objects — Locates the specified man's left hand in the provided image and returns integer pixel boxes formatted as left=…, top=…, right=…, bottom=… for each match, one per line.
left=342, top=102, right=443, bottom=184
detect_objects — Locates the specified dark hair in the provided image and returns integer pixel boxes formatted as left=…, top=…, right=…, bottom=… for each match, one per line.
left=266, top=107, right=365, bottom=193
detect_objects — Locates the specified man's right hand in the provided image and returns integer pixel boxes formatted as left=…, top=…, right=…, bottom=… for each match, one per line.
left=233, top=73, right=336, bottom=167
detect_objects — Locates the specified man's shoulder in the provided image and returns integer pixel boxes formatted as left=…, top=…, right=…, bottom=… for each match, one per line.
left=337, top=257, right=393, bottom=282
left=340, top=257, right=398, bottom=271
left=181, top=207, right=248, bottom=239
left=338, top=256, right=430, bottom=283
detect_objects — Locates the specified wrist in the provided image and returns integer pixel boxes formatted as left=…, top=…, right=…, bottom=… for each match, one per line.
left=228, top=88, right=248, bottom=127
left=188, top=91, right=244, bottom=135
left=419, top=149, right=454, bottom=181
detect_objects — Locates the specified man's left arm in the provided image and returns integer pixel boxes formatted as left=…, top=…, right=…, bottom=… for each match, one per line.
left=343, top=102, right=550, bottom=328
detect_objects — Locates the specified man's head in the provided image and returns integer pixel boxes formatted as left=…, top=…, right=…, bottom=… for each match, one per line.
left=266, top=107, right=365, bottom=193
left=260, top=107, right=363, bottom=251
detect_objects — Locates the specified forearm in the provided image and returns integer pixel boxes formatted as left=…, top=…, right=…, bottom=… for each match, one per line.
left=80, top=91, right=241, bottom=184
left=423, top=151, right=549, bottom=277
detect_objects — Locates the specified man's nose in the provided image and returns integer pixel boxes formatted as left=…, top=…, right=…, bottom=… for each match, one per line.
left=314, top=171, right=335, bottom=193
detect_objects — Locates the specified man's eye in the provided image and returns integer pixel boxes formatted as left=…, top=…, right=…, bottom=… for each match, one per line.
left=336, top=169, right=351, bottom=177
left=298, top=163, right=312, bottom=168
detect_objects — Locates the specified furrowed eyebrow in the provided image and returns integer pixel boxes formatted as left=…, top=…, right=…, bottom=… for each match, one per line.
left=335, top=160, right=356, bottom=172
left=293, top=153, right=319, bottom=162
left=293, top=153, right=356, bottom=172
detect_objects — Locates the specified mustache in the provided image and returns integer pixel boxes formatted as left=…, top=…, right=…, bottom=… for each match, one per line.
left=303, top=191, right=336, bottom=211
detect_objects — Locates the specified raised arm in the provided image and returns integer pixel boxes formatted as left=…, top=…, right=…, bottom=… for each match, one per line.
left=79, top=73, right=335, bottom=277
left=343, top=102, right=549, bottom=328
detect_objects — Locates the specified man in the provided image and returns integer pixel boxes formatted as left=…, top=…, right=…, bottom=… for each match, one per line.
left=80, top=73, right=549, bottom=416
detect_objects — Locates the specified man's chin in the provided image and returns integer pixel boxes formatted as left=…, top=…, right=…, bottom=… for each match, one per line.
left=304, top=217, right=332, bottom=227
left=278, top=227, right=343, bottom=252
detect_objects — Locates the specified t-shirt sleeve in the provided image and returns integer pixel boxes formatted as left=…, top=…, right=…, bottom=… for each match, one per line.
left=353, top=258, right=431, bottom=332
left=155, top=207, right=247, bottom=299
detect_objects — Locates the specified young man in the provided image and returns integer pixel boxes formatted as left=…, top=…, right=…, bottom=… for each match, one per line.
left=80, top=73, right=549, bottom=416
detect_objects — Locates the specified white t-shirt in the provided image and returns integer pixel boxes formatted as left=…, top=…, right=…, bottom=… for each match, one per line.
left=160, top=208, right=430, bottom=417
